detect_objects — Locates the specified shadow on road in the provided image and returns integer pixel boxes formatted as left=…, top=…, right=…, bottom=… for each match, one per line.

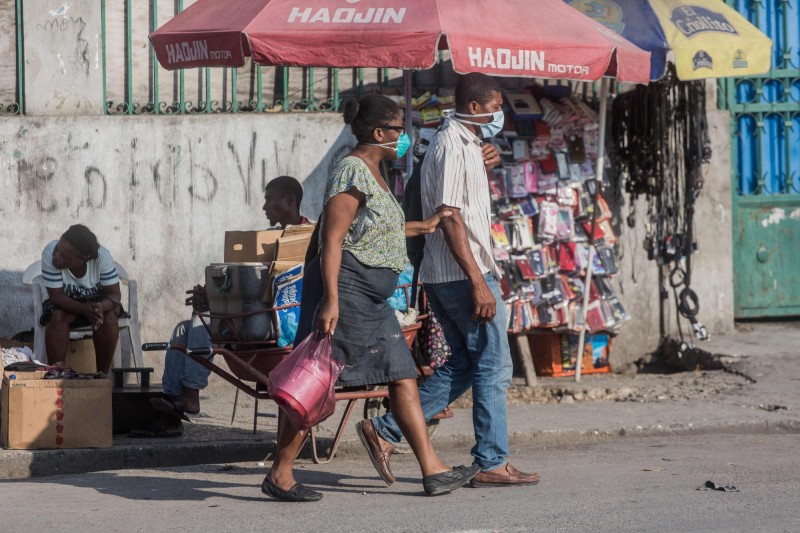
left=19, top=462, right=423, bottom=501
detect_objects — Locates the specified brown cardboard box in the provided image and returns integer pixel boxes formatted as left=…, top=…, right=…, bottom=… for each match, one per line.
left=224, top=225, right=315, bottom=264
left=275, top=233, right=313, bottom=263
left=1, top=371, right=112, bottom=449
left=66, top=338, right=97, bottom=374
left=224, top=230, right=283, bottom=263
left=281, top=224, right=316, bottom=237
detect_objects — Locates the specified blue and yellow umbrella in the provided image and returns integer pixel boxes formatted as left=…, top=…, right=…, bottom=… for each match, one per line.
left=566, top=0, right=773, bottom=80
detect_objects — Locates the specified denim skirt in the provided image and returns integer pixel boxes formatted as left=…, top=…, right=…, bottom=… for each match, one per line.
left=295, top=251, right=416, bottom=387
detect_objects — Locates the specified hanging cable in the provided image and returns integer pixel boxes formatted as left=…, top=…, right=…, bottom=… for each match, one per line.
left=610, top=65, right=711, bottom=342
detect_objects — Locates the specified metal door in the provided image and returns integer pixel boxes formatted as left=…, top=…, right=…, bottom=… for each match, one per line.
left=722, top=0, right=800, bottom=318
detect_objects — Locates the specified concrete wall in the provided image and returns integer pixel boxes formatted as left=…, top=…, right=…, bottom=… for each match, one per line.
left=0, top=113, right=356, bottom=361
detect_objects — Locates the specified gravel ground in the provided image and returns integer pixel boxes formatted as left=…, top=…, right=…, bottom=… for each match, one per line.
left=450, top=367, right=751, bottom=408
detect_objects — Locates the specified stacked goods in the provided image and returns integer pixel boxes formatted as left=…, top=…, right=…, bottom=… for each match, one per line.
left=407, top=91, right=456, bottom=130
left=490, top=91, right=629, bottom=334
left=400, top=86, right=630, bottom=376
left=527, top=332, right=612, bottom=378
left=205, top=263, right=275, bottom=342
left=223, top=224, right=315, bottom=265
left=489, top=89, right=629, bottom=376
left=207, top=224, right=315, bottom=344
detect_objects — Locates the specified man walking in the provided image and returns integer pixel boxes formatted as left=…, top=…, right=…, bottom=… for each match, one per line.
left=358, top=73, right=540, bottom=487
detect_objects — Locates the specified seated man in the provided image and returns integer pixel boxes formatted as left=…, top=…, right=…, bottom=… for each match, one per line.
left=40, top=224, right=123, bottom=374
left=262, top=175, right=309, bottom=228
left=132, top=176, right=309, bottom=438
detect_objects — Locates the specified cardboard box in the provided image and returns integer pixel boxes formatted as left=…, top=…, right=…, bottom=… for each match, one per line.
left=224, top=230, right=283, bottom=263
left=66, top=338, right=97, bottom=374
left=275, top=234, right=312, bottom=263
left=275, top=224, right=315, bottom=263
left=281, top=224, right=316, bottom=238
left=1, top=371, right=112, bottom=449
left=224, top=225, right=315, bottom=264
left=0, top=338, right=94, bottom=375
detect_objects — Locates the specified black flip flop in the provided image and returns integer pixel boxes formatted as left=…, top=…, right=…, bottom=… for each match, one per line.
left=261, top=474, right=322, bottom=502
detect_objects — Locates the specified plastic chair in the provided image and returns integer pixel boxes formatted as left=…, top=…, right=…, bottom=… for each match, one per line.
left=22, top=260, right=144, bottom=369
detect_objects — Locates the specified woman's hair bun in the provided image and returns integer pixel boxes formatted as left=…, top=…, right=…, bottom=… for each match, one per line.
left=342, top=98, right=360, bottom=125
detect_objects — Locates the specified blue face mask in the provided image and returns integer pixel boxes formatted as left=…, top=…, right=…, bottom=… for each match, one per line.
left=454, top=111, right=505, bottom=138
left=366, top=132, right=411, bottom=159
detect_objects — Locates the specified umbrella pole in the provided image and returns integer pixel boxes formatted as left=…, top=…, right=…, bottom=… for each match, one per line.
left=575, top=77, right=609, bottom=383
left=404, top=70, right=414, bottom=178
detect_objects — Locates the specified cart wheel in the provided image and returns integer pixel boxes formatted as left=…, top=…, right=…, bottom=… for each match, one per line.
left=362, top=385, right=439, bottom=439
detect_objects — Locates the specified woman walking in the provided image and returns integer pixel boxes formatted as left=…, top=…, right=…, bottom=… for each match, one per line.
left=261, top=95, right=478, bottom=502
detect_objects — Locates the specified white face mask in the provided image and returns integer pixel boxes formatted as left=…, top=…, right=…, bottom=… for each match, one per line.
left=454, top=111, right=505, bottom=138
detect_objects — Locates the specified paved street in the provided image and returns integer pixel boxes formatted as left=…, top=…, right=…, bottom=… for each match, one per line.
left=1, top=433, right=798, bottom=532
left=2, top=323, right=798, bottom=532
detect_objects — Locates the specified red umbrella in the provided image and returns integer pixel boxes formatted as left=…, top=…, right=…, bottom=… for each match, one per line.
left=150, top=0, right=650, bottom=84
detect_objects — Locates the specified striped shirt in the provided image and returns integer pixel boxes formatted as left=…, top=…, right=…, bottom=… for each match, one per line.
left=41, top=240, right=119, bottom=300
left=419, top=116, right=502, bottom=284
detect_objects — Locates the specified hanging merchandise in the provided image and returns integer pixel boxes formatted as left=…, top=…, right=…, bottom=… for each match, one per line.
left=611, top=64, right=711, bottom=343
left=490, top=87, right=631, bottom=376
left=402, top=84, right=631, bottom=377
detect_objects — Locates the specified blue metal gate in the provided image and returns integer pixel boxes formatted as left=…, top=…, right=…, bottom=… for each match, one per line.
left=722, top=0, right=800, bottom=318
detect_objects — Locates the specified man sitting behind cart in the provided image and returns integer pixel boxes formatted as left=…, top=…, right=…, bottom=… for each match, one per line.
left=131, top=176, right=309, bottom=438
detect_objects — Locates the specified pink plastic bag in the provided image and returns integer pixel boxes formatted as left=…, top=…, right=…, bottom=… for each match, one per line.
left=266, top=332, right=345, bottom=430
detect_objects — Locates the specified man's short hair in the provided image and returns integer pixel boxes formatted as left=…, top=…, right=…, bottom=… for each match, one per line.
left=266, top=175, right=303, bottom=206
left=455, top=73, right=503, bottom=110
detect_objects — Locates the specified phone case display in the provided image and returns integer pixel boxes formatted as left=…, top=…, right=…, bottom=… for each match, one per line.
left=490, top=91, right=629, bottom=359
left=401, top=87, right=628, bottom=377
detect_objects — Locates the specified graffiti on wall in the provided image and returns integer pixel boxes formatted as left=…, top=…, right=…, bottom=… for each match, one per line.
left=9, top=129, right=288, bottom=215
left=5, top=120, right=354, bottom=223
left=35, top=15, right=91, bottom=77
left=23, top=3, right=103, bottom=113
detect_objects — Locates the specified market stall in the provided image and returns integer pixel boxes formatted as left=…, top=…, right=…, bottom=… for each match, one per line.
left=396, top=84, right=625, bottom=381
left=150, top=0, right=653, bottom=382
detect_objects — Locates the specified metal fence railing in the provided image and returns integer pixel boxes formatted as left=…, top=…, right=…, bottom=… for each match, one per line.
left=3, top=1, right=605, bottom=117
left=101, top=0, right=409, bottom=115
left=0, top=1, right=24, bottom=114
left=718, top=0, right=800, bottom=197
left=0, top=1, right=408, bottom=116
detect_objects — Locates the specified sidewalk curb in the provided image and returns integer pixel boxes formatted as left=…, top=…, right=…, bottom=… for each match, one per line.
left=3, top=418, right=798, bottom=480
left=0, top=440, right=274, bottom=480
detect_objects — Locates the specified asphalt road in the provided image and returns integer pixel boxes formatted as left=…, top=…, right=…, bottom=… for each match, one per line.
left=1, top=433, right=798, bottom=532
